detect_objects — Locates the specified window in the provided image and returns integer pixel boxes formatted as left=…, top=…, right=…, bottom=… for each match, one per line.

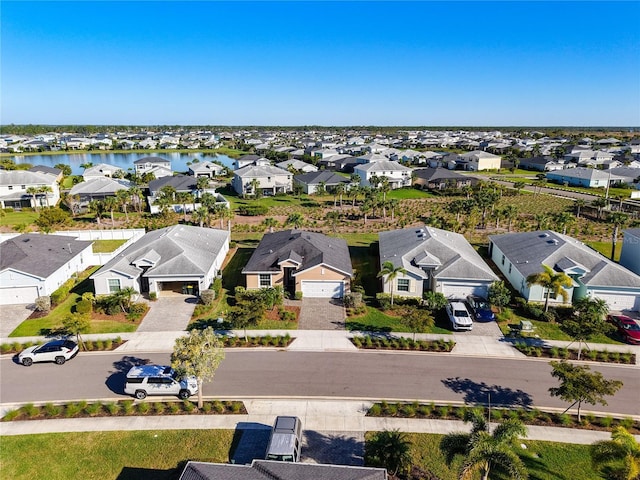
left=21, top=185, right=26, bottom=189
left=259, top=274, right=271, bottom=287
left=8, top=186, right=13, bottom=190
left=501, top=254, right=505, bottom=265
left=108, top=279, right=121, bottom=293
left=508, top=263, right=512, bottom=274
left=397, top=278, right=410, bottom=292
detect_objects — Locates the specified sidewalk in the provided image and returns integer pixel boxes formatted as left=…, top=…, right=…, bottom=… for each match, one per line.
left=2, top=398, right=637, bottom=443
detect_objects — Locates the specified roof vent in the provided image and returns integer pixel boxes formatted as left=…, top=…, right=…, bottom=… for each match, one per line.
left=540, top=233, right=549, bottom=238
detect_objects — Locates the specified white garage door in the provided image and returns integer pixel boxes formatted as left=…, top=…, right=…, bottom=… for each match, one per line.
left=590, top=292, right=638, bottom=312
left=0, top=286, right=39, bottom=305
left=301, top=281, right=344, bottom=298
left=442, top=283, right=489, bottom=300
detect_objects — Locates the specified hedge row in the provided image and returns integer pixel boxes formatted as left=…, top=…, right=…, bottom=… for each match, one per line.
left=513, top=343, right=636, bottom=364
left=351, top=335, right=455, bottom=352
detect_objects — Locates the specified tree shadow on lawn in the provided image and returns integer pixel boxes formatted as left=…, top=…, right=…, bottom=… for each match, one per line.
left=106, top=355, right=152, bottom=395
left=441, top=376, right=533, bottom=408
left=345, top=322, right=392, bottom=333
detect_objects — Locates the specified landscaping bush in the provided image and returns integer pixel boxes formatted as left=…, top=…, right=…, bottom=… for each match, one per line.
left=200, top=289, right=216, bottom=306
left=65, top=403, right=82, bottom=418
left=212, top=277, right=222, bottom=297
left=50, top=279, right=75, bottom=305
left=44, top=403, right=61, bottom=417
left=136, top=402, right=150, bottom=415
left=294, top=291, right=303, bottom=300
left=149, top=292, right=157, bottom=301
left=343, top=292, right=363, bottom=309
left=376, top=293, right=392, bottom=310
left=34, top=296, right=51, bottom=313
left=126, top=302, right=147, bottom=320
left=238, top=205, right=269, bottom=216
left=75, top=299, right=93, bottom=314
left=105, top=402, right=120, bottom=415
left=85, top=403, right=102, bottom=416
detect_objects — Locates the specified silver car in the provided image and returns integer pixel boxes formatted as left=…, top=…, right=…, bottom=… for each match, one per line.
left=17, top=339, right=79, bottom=366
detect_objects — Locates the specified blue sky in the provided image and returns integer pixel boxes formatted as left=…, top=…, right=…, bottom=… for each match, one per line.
left=2, top=1, right=639, bottom=126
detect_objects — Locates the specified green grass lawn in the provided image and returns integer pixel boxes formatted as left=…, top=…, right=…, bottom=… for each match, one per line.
left=585, top=241, right=619, bottom=262
left=91, top=239, right=128, bottom=253
left=0, top=209, right=39, bottom=227
left=386, top=188, right=434, bottom=199
left=0, top=430, right=235, bottom=480
left=404, top=433, right=600, bottom=480
left=0, top=430, right=601, bottom=480
left=346, top=306, right=451, bottom=334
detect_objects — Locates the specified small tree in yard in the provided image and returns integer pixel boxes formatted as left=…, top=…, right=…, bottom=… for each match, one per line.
left=526, top=264, right=572, bottom=312
left=561, top=297, right=612, bottom=359
left=171, top=327, right=225, bottom=409
left=488, top=281, right=511, bottom=313
left=549, top=360, right=623, bottom=422
left=400, top=306, right=434, bottom=341
left=591, top=426, right=640, bottom=480
left=422, top=291, right=448, bottom=311
left=61, top=312, right=90, bottom=350
left=377, top=261, right=407, bottom=307
left=365, top=429, right=412, bottom=478
left=228, top=293, right=265, bottom=341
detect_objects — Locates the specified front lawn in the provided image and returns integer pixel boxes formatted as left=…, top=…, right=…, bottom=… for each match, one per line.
left=0, top=209, right=39, bottom=227
left=386, top=188, right=434, bottom=199
left=346, top=306, right=451, bottom=334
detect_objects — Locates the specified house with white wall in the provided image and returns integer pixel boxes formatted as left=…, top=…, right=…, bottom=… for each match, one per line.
left=0, top=170, right=60, bottom=209
left=353, top=160, right=412, bottom=189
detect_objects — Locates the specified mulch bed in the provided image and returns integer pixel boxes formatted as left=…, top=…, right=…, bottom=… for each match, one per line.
left=264, top=305, right=300, bottom=322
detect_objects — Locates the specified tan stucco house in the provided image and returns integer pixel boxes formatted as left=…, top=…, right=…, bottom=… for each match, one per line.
left=242, top=230, right=352, bottom=298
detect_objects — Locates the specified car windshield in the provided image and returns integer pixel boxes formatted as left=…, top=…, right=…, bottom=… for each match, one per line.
left=477, top=301, right=490, bottom=310
left=623, top=323, right=640, bottom=331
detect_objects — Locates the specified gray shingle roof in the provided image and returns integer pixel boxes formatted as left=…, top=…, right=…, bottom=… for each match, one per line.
left=294, top=171, right=351, bottom=186
left=92, top=225, right=229, bottom=279
left=379, top=226, right=498, bottom=282
left=235, top=165, right=291, bottom=178
left=489, top=230, right=640, bottom=288
left=179, top=460, right=387, bottom=480
left=69, top=177, right=131, bottom=195
left=0, top=170, right=57, bottom=186
left=133, top=156, right=171, bottom=165
left=0, top=234, right=93, bottom=279
left=242, top=230, right=352, bottom=277
left=149, top=175, right=198, bottom=194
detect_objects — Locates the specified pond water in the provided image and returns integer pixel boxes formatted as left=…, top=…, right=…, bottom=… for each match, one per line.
left=8, top=152, right=234, bottom=176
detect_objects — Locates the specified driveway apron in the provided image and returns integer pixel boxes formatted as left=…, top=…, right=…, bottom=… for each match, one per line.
left=136, top=296, right=197, bottom=332
left=0, top=304, right=35, bottom=338
left=297, top=298, right=346, bottom=330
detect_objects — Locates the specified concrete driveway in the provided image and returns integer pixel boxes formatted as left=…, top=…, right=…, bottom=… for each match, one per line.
left=0, top=304, right=34, bottom=338
left=297, top=298, right=346, bottom=330
left=136, top=296, right=197, bottom=332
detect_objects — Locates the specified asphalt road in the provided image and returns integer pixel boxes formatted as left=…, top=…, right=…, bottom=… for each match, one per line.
left=2, top=351, right=638, bottom=416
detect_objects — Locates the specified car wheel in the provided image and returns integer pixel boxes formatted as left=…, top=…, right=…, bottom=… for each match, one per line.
left=54, top=356, right=66, bottom=365
left=178, top=389, right=190, bottom=400
left=135, top=390, right=147, bottom=400
left=21, top=357, right=33, bottom=367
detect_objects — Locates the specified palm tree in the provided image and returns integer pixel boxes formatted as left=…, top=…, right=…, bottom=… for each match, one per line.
left=574, top=199, right=586, bottom=219
left=250, top=178, right=261, bottom=198
left=193, top=206, right=209, bottom=228
left=103, top=196, right=119, bottom=227
left=365, top=429, right=412, bottom=477
left=360, top=198, right=373, bottom=224
left=286, top=212, right=304, bottom=229
left=325, top=211, right=341, bottom=232
left=534, top=213, right=549, bottom=230
left=128, top=186, right=144, bottom=213
left=440, top=410, right=528, bottom=480
left=349, top=185, right=360, bottom=207
left=377, top=260, right=407, bottom=307
left=591, top=426, right=640, bottom=480
left=503, top=205, right=519, bottom=232
left=526, top=264, right=573, bottom=312
left=38, top=186, right=53, bottom=207
left=607, top=212, right=629, bottom=261
left=196, top=175, right=210, bottom=199
left=554, top=211, right=575, bottom=235
left=211, top=203, right=228, bottom=229
left=591, top=197, right=608, bottom=220
left=88, top=200, right=105, bottom=225
left=333, top=182, right=346, bottom=208
left=26, top=187, right=39, bottom=210
left=116, top=190, right=130, bottom=223
left=175, top=192, right=193, bottom=222
left=262, top=217, right=278, bottom=233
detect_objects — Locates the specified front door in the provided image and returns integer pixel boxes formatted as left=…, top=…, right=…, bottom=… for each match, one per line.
left=283, top=267, right=296, bottom=297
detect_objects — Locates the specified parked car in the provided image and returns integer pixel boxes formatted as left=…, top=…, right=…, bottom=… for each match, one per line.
left=17, top=339, right=79, bottom=366
left=607, top=314, right=640, bottom=345
left=124, top=364, right=198, bottom=400
left=446, top=301, right=473, bottom=331
left=466, top=295, right=496, bottom=322
left=265, top=416, right=303, bottom=462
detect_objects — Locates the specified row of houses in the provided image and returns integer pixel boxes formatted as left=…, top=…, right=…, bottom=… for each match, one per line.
left=2, top=225, right=639, bottom=312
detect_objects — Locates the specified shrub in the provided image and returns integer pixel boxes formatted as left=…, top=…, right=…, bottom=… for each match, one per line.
left=621, top=353, right=633, bottom=364
left=587, top=349, right=598, bottom=361
left=419, top=404, right=432, bottom=416
left=182, top=400, right=196, bottom=413
left=541, top=310, right=557, bottom=323
left=104, top=339, right=113, bottom=350
left=212, top=277, right=223, bottom=297
left=75, top=299, right=93, bottom=314
left=105, top=402, right=120, bottom=415
left=238, top=205, right=269, bottom=216
left=599, top=416, right=613, bottom=428
left=153, top=403, right=166, bottom=415
left=85, top=402, right=102, bottom=416
left=549, top=347, right=560, bottom=358
left=65, top=403, right=81, bottom=418
left=560, top=348, right=570, bottom=359
left=44, top=403, right=61, bottom=417
left=213, top=401, right=225, bottom=413
left=200, top=289, right=216, bottom=305
left=229, top=241, right=237, bottom=248
left=201, top=402, right=212, bottom=413
left=294, top=291, right=303, bottom=300
left=127, top=302, right=147, bottom=320
left=558, top=413, right=573, bottom=425
left=369, top=404, right=382, bottom=416
left=121, top=400, right=135, bottom=415
left=34, top=296, right=51, bottom=313
left=1, top=343, right=12, bottom=354
left=169, top=403, right=181, bottom=414
left=50, top=279, right=75, bottom=305
left=149, top=292, right=157, bottom=301
left=3, top=410, right=21, bottom=421
left=376, top=293, right=392, bottom=310
left=598, top=350, right=610, bottom=362
left=436, top=405, right=450, bottom=418
left=136, top=402, right=150, bottom=415
left=85, top=341, right=94, bottom=351
left=23, top=403, right=39, bottom=418
left=491, top=409, right=503, bottom=421
left=95, top=340, right=104, bottom=350
left=403, top=404, right=416, bottom=417
left=231, top=402, right=242, bottom=413
left=609, top=351, right=620, bottom=363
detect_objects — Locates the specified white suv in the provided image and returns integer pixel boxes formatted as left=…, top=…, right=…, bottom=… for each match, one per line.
left=124, top=364, right=198, bottom=400
left=18, top=339, right=79, bottom=366
left=446, top=301, right=473, bottom=331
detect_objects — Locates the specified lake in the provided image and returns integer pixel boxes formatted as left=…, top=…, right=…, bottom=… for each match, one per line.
left=7, top=152, right=235, bottom=176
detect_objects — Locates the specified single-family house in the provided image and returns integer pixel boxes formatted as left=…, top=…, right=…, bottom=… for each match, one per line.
left=242, top=229, right=352, bottom=298
left=546, top=167, right=624, bottom=188
left=91, top=225, right=229, bottom=298
left=353, top=161, right=412, bottom=189
left=233, top=154, right=264, bottom=170
left=275, top=159, right=318, bottom=173
left=489, top=230, right=640, bottom=312
left=620, top=229, right=640, bottom=276
left=231, top=165, right=292, bottom=196
left=133, top=156, right=172, bottom=178
left=293, top=171, right=351, bottom=195
left=317, top=155, right=357, bottom=171
left=179, top=460, right=387, bottom=480
left=69, top=177, right=131, bottom=206
left=412, top=168, right=476, bottom=190
left=458, top=151, right=502, bottom=171
left=378, top=226, right=499, bottom=299
left=519, top=156, right=567, bottom=172
left=29, top=165, right=63, bottom=182
left=188, top=161, right=225, bottom=178
left=82, top=163, right=124, bottom=180
left=0, top=233, right=94, bottom=305
left=0, top=170, right=60, bottom=209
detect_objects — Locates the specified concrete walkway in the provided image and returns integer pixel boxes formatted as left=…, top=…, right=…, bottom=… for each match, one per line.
left=2, top=398, right=636, bottom=444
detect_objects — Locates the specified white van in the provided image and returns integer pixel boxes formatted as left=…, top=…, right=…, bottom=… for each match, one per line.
left=124, top=364, right=198, bottom=400
left=265, top=416, right=303, bottom=462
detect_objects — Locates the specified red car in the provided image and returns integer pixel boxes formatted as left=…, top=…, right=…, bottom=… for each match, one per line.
left=608, top=314, right=640, bottom=345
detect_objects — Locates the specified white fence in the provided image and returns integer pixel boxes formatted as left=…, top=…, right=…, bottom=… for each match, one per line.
left=0, top=228, right=146, bottom=266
